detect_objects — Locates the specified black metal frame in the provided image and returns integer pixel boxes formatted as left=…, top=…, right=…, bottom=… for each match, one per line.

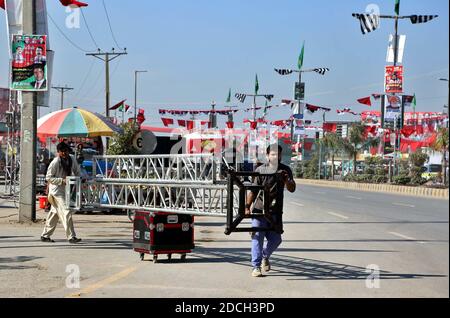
left=225, top=171, right=280, bottom=235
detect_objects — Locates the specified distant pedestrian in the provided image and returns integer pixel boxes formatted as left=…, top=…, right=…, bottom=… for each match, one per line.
left=245, top=144, right=296, bottom=277
left=41, top=142, right=82, bottom=244
left=75, top=143, right=85, bottom=165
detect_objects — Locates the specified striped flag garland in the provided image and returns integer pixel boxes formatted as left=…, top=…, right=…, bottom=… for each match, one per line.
left=352, top=13, right=380, bottom=34
left=372, top=93, right=382, bottom=100
left=274, top=69, right=294, bottom=75
left=337, top=108, right=359, bottom=116
left=410, top=15, right=438, bottom=24
left=235, top=93, right=246, bottom=103
left=313, top=68, right=330, bottom=75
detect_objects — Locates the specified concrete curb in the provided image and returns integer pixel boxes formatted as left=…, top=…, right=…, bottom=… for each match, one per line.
left=294, top=179, right=449, bottom=200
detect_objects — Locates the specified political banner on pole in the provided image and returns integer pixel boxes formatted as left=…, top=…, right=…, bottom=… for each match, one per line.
left=384, top=94, right=402, bottom=123
left=10, top=34, right=48, bottom=91
left=384, top=65, right=403, bottom=93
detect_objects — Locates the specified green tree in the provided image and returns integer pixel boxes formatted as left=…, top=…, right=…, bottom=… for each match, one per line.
left=409, top=150, right=429, bottom=186
left=321, top=133, right=344, bottom=180
left=107, top=122, right=140, bottom=155
left=342, top=124, right=379, bottom=174
left=430, top=127, right=449, bottom=185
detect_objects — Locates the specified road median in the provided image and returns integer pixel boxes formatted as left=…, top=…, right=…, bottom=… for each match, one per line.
left=294, top=179, right=449, bottom=200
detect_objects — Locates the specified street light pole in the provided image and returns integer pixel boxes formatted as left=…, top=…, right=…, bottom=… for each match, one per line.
left=134, top=70, right=147, bottom=123
left=440, top=78, right=449, bottom=129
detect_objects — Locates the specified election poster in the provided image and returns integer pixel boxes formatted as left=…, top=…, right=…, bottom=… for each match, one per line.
left=385, top=66, right=403, bottom=94
left=10, top=35, right=48, bottom=91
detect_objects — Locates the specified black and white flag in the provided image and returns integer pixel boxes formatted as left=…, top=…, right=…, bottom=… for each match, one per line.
left=274, top=69, right=294, bottom=75
left=264, top=95, right=274, bottom=102
left=235, top=93, right=247, bottom=103
left=410, top=15, right=438, bottom=24
left=313, top=68, right=330, bottom=75
left=352, top=13, right=380, bottom=34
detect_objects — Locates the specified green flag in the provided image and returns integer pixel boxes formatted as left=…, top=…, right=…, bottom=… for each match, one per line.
left=226, top=88, right=231, bottom=103
left=395, top=0, right=400, bottom=15
left=263, top=100, right=268, bottom=117
left=412, top=94, right=417, bottom=110
left=298, top=42, right=305, bottom=70
left=255, top=74, right=259, bottom=95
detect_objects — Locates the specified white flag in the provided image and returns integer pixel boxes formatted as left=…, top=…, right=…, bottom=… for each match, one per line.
left=5, top=0, right=23, bottom=53
left=386, top=34, right=406, bottom=63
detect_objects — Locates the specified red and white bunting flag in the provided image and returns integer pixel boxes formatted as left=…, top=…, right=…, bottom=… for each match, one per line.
left=357, top=96, right=372, bottom=107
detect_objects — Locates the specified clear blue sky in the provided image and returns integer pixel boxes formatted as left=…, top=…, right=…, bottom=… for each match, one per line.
left=0, top=0, right=449, bottom=126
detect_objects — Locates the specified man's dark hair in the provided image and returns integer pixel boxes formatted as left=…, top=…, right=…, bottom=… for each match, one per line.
left=266, top=144, right=283, bottom=155
left=33, top=64, right=44, bottom=72
left=56, top=142, right=70, bottom=153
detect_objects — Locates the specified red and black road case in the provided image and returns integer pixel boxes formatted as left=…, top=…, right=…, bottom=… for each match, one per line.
left=133, top=211, right=195, bottom=263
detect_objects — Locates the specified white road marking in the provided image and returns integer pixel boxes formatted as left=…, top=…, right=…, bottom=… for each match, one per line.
left=290, top=202, right=305, bottom=207
left=393, top=203, right=416, bottom=208
left=389, top=232, right=425, bottom=244
left=346, top=196, right=362, bottom=200
left=314, top=191, right=326, bottom=195
left=327, top=212, right=349, bottom=220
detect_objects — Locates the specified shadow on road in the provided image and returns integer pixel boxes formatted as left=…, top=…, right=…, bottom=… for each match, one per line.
left=190, top=247, right=447, bottom=281
left=0, top=255, right=44, bottom=271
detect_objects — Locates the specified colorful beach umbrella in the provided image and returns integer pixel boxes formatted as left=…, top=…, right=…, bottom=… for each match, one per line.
left=37, top=107, right=123, bottom=138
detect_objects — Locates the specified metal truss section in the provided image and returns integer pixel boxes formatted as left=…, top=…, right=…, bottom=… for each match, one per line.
left=225, top=171, right=281, bottom=235
left=93, top=154, right=222, bottom=183
left=2, top=90, right=20, bottom=197
left=67, top=177, right=240, bottom=217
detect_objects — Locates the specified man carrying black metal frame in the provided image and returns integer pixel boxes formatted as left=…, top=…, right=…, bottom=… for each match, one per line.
left=245, top=144, right=296, bottom=277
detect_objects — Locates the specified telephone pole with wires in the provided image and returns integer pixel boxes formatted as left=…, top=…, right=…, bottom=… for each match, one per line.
left=86, top=49, right=127, bottom=119
left=52, top=85, right=74, bottom=110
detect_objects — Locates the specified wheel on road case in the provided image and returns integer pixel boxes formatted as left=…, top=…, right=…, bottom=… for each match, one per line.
left=167, top=253, right=172, bottom=261
left=180, top=254, right=187, bottom=261
left=153, top=254, right=158, bottom=263
left=140, top=253, right=145, bottom=261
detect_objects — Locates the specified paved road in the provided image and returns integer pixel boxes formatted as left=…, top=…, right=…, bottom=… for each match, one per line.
left=0, top=184, right=448, bottom=298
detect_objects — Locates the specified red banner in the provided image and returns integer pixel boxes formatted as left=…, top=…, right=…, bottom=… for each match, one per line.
left=385, top=66, right=403, bottom=93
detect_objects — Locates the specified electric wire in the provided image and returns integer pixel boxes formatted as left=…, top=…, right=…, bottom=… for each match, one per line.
left=80, top=8, right=100, bottom=50
left=102, top=0, right=124, bottom=50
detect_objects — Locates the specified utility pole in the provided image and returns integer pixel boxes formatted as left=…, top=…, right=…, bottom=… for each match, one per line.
left=52, top=86, right=74, bottom=110
left=134, top=70, right=147, bottom=123
left=274, top=67, right=329, bottom=162
left=19, top=0, right=37, bottom=222
left=86, top=49, right=127, bottom=119
left=440, top=78, right=449, bottom=129
left=86, top=49, right=127, bottom=151
left=353, top=5, right=438, bottom=176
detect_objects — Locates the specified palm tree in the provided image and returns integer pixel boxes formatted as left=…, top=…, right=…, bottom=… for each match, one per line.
left=321, top=133, right=344, bottom=180
left=431, top=127, right=449, bottom=185
left=342, top=123, right=379, bottom=174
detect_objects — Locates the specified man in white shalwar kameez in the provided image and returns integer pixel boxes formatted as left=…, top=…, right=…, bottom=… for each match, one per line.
left=41, top=142, right=82, bottom=244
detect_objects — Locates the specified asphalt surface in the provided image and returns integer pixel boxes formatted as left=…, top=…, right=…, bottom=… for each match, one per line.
left=0, top=184, right=448, bottom=298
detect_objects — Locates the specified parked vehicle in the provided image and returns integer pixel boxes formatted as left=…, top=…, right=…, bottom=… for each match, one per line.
left=421, top=164, right=442, bottom=180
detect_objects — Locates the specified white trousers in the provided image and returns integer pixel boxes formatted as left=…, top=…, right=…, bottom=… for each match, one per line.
left=41, top=195, right=76, bottom=240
